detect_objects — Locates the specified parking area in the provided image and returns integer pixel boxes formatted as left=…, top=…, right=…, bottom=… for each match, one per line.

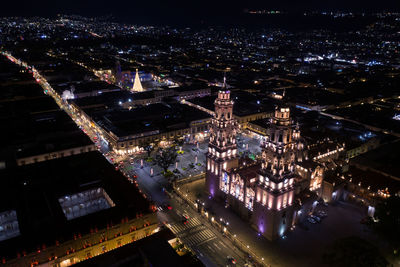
left=278, top=201, right=386, bottom=266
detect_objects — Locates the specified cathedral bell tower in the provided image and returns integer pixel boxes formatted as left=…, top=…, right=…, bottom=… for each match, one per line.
left=206, top=81, right=239, bottom=198
left=252, top=107, right=300, bottom=240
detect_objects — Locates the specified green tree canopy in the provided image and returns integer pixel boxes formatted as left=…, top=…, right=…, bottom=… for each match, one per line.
left=155, top=147, right=177, bottom=172
left=141, top=140, right=155, bottom=157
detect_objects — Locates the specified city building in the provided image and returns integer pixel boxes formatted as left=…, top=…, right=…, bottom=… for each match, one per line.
left=206, top=89, right=322, bottom=240
left=54, top=81, right=121, bottom=100
left=90, top=103, right=211, bottom=155
left=0, top=152, right=158, bottom=266
left=74, top=228, right=203, bottom=267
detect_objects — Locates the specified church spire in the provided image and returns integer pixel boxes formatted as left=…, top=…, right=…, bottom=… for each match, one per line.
left=132, top=69, right=144, bottom=92
left=206, top=80, right=238, bottom=197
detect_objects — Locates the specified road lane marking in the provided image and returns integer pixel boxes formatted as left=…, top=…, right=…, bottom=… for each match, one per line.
left=219, top=241, right=228, bottom=248
left=213, top=243, right=222, bottom=250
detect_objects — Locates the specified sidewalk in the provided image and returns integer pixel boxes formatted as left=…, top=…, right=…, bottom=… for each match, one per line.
left=204, top=196, right=296, bottom=267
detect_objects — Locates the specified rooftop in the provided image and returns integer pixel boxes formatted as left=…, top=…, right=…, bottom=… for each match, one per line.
left=53, top=80, right=121, bottom=95
left=75, top=228, right=203, bottom=267
left=350, top=140, right=400, bottom=179
left=94, top=103, right=211, bottom=138
left=0, top=110, right=93, bottom=160
left=347, top=166, right=400, bottom=196
left=0, top=151, right=151, bottom=258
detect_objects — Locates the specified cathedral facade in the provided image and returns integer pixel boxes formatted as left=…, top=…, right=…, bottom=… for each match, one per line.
left=206, top=89, right=322, bottom=240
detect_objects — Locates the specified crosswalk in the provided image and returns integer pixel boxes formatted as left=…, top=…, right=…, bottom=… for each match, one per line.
left=182, top=228, right=216, bottom=246
left=169, top=217, right=202, bottom=233
left=169, top=217, right=216, bottom=247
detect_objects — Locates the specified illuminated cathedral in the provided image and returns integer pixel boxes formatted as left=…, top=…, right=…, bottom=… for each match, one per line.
left=206, top=87, right=323, bottom=240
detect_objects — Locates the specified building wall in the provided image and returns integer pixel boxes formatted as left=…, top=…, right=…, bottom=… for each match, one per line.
left=345, top=138, right=380, bottom=159
left=246, top=122, right=268, bottom=136
left=235, top=112, right=273, bottom=129
left=227, top=193, right=252, bottom=221
left=74, top=88, right=120, bottom=99
left=205, top=166, right=221, bottom=198
left=252, top=202, right=295, bottom=240
left=16, top=144, right=97, bottom=166
left=4, top=213, right=158, bottom=267
left=110, top=119, right=211, bottom=155
left=176, top=88, right=211, bottom=101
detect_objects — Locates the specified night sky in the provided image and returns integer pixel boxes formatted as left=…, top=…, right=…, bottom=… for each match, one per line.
left=1, top=0, right=400, bottom=25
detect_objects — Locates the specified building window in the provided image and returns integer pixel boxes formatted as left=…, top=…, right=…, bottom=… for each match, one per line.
left=221, top=172, right=229, bottom=193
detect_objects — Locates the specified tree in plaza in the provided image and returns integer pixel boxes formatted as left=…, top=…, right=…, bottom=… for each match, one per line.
left=155, top=147, right=177, bottom=173
left=141, top=140, right=155, bottom=158
left=369, top=195, right=400, bottom=258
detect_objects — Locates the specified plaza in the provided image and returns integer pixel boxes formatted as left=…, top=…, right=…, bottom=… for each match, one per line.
left=179, top=178, right=395, bottom=266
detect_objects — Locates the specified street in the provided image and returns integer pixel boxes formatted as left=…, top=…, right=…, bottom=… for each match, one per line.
left=3, top=52, right=258, bottom=266
left=122, top=155, right=253, bottom=267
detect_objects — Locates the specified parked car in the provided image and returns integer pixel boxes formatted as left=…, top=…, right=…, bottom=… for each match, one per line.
left=310, top=215, right=321, bottom=223
left=308, top=217, right=317, bottom=224
left=317, top=210, right=327, bottom=217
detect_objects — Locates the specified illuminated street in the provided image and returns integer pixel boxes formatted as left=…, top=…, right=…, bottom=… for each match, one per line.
left=1, top=7, right=400, bottom=267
